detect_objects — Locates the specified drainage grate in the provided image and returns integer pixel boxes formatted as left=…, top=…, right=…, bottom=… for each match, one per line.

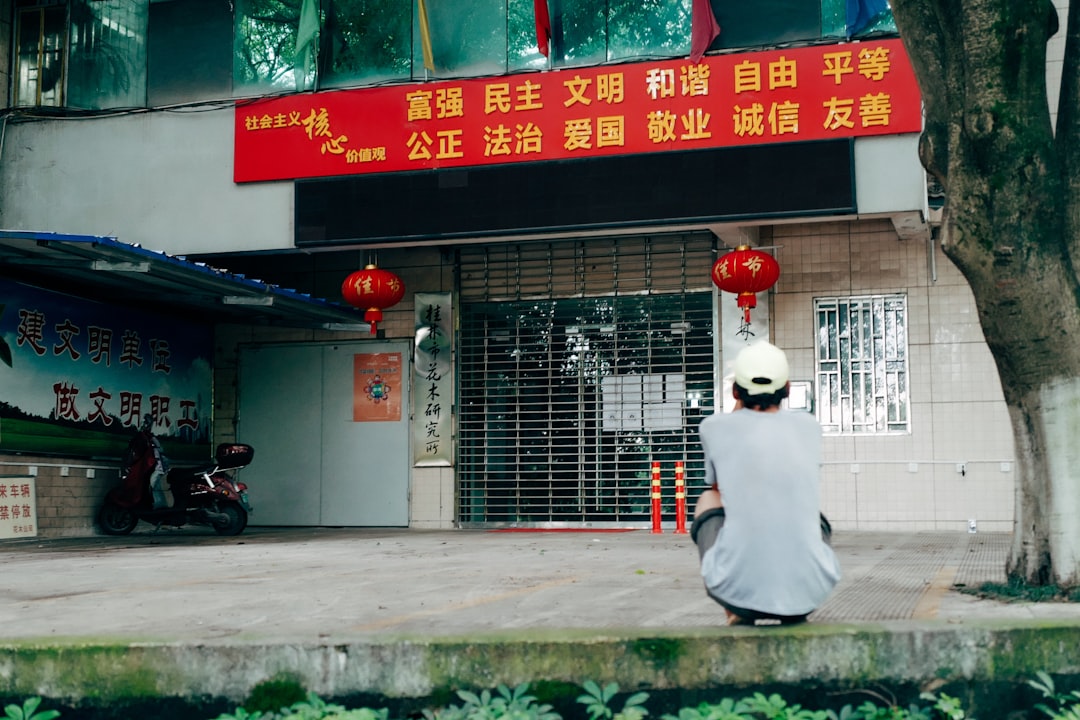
left=812, top=533, right=1009, bottom=622
left=954, top=533, right=1009, bottom=587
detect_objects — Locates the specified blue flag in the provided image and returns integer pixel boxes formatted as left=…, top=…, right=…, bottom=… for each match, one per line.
left=847, top=0, right=889, bottom=36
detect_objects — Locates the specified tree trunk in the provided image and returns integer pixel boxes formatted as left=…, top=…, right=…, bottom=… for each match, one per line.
left=892, top=0, right=1080, bottom=586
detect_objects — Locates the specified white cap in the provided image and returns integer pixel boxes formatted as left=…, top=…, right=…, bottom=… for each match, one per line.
left=733, top=341, right=790, bottom=395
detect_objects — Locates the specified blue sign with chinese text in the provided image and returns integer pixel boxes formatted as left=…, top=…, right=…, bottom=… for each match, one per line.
left=0, top=278, right=213, bottom=461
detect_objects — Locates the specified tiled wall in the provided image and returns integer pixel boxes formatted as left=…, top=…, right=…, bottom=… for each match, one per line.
left=410, top=466, right=457, bottom=529
left=772, top=220, right=1014, bottom=531
left=0, top=457, right=116, bottom=537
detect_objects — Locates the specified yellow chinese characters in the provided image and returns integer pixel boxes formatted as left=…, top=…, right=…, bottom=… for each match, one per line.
left=242, top=107, right=378, bottom=166
left=729, top=45, right=897, bottom=139
left=483, top=123, right=543, bottom=157
left=301, top=108, right=349, bottom=155
left=821, top=47, right=893, bottom=129
left=406, top=129, right=465, bottom=161
left=562, top=72, right=630, bottom=149
left=644, top=62, right=714, bottom=145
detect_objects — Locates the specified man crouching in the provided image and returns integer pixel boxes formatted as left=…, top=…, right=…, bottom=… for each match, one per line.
left=691, top=340, right=841, bottom=626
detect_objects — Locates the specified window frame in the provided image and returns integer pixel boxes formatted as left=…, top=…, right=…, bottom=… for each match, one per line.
left=814, top=293, right=910, bottom=435
left=14, top=1, right=68, bottom=108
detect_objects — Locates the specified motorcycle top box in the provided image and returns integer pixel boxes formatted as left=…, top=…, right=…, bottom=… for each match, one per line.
left=216, top=443, right=254, bottom=469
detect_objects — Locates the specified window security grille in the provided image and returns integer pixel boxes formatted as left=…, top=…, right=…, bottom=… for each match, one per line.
left=815, top=294, right=909, bottom=434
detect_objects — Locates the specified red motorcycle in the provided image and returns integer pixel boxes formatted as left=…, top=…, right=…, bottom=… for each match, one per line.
left=98, top=419, right=254, bottom=536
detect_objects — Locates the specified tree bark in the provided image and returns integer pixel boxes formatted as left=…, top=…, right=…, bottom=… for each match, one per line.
left=892, top=0, right=1080, bottom=585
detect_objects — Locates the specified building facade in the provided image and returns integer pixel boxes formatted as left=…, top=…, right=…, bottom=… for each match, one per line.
left=0, top=0, right=1026, bottom=537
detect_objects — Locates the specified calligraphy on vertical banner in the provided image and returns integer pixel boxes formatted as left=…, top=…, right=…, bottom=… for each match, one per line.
left=720, top=287, right=771, bottom=413
left=353, top=352, right=402, bottom=422
left=413, top=292, right=453, bottom=466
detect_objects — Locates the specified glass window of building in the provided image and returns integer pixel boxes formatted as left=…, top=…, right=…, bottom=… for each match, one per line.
left=12, top=0, right=898, bottom=109
left=606, top=0, right=690, bottom=62
left=148, top=0, right=232, bottom=106
left=411, top=0, right=507, bottom=78
left=508, top=0, right=546, bottom=72
left=815, top=294, right=909, bottom=434
left=318, top=0, right=411, bottom=87
left=230, top=0, right=896, bottom=94
left=15, top=0, right=148, bottom=109
left=66, top=0, right=148, bottom=109
left=234, top=0, right=311, bottom=94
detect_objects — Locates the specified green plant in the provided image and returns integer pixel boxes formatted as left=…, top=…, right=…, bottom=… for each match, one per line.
left=825, top=691, right=960, bottom=720
left=1029, top=671, right=1080, bottom=720
left=662, top=697, right=754, bottom=720
left=3, top=698, right=60, bottom=720
left=830, top=700, right=924, bottom=720
left=424, top=683, right=559, bottom=720
left=923, top=693, right=965, bottom=720
left=578, top=681, right=649, bottom=720
left=214, top=693, right=389, bottom=720
left=19, top=674, right=1080, bottom=720
left=963, top=577, right=1079, bottom=603
left=740, top=693, right=828, bottom=720
left=213, top=709, right=264, bottom=720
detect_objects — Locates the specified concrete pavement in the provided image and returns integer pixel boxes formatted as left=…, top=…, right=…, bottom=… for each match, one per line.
left=3, top=528, right=1080, bottom=717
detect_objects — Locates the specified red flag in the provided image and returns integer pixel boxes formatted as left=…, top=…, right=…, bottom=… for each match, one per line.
left=690, top=0, right=720, bottom=63
left=534, top=0, right=552, bottom=57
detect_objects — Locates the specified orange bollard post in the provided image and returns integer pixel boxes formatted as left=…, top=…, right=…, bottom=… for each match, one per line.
left=651, top=461, right=663, bottom=534
left=674, top=461, right=688, bottom=534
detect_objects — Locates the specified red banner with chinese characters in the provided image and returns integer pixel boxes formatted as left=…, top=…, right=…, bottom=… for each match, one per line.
left=234, top=38, right=921, bottom=184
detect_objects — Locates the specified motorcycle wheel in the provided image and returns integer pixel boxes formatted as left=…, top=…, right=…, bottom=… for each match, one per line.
left=98, top=501, right=139, bottom=535
left=213, top=501, right=248, bottom=536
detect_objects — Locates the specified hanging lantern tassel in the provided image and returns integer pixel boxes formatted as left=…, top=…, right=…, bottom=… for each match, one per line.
left=341, top=264, right=406, bottom=335
left=711, top=245, right=780, bottom=324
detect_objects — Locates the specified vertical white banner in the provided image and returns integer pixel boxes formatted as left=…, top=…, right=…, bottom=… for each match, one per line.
left=720, top=289, right=771, bottom=413
left=413, top=293, right=454, bottom=466
left=0, top=475, right=38, bottom=539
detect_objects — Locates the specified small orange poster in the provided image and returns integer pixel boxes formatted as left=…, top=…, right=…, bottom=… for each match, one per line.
left=353, top=352, right=402, bottom=422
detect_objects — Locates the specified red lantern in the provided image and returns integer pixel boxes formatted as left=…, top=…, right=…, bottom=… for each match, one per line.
left=341, top=264, right=406, bottom=335
left=711, top=245, right=780, bottom=324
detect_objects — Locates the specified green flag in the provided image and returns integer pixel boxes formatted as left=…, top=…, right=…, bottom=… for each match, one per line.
left=294, top=0, right=319, bottom=90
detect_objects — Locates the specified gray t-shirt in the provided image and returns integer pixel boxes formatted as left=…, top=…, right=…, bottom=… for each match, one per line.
left=698, top=408, right=841, bottom=616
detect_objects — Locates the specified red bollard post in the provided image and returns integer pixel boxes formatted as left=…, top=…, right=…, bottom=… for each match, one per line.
left=674, top=461, right=688, bottom=534
left=651, top=461, right=663, bottom=534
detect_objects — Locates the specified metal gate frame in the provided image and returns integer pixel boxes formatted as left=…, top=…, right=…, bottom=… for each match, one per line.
left=457, top=233, right=716, bottom=527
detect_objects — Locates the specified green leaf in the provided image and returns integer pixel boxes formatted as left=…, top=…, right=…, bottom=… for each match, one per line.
left=3, top=698, right=61, bottom=720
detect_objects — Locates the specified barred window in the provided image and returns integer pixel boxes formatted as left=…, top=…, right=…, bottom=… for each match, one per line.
left=815, top=294, right=909, bottom=434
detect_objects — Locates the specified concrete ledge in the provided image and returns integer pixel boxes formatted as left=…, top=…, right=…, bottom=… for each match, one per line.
left=4, top=620, right=1080, bottom=710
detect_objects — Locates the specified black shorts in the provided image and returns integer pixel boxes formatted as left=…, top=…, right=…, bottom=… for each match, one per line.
left=690, top=506, right=726, bottom=557
left=690, top=507, right=832, bottom=625
left=690, top=507, right=833, bottom=553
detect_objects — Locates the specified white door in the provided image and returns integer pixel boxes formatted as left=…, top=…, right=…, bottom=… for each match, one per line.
left=238, top=341, right=410, bottom=526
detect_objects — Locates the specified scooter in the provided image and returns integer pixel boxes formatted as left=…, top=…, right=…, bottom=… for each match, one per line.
left=98, top=419, right=254, bottom=536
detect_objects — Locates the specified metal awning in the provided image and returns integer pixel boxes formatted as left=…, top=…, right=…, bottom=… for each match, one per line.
left=0, top=231, right=368, bottom=329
